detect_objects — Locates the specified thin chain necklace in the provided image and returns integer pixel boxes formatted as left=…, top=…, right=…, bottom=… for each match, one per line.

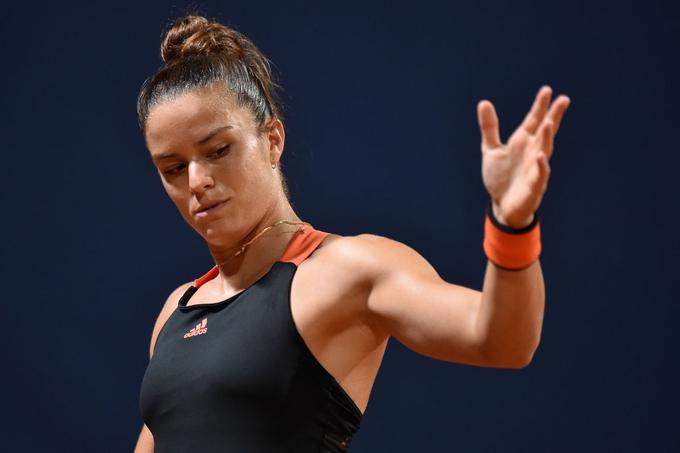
left=215, top=219, right=309, bottom=269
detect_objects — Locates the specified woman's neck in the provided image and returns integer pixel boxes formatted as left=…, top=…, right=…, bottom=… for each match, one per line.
left=207, top=200, right=303, bottom=295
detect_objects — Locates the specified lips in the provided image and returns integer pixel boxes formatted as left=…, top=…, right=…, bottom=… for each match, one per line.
left=197, top=202, right=221, bottom=212
left=195, top=200, right=228, bottom=216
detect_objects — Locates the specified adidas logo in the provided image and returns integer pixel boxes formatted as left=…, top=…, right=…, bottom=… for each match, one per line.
left=183, top=318, right=208, bottom=338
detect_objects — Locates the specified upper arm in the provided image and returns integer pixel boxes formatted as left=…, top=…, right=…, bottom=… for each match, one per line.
left=139, top=283, right=191, bottom=451
left=134, top=424, right=154, bottom=453
left=353, top=234, right=490, bottom=366
left=149, top=281, right=193, bottom=359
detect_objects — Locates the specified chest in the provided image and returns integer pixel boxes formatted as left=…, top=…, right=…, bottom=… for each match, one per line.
left=187, top=253, right=365, bottom=349
left=140, top=263, right=304, bottom=421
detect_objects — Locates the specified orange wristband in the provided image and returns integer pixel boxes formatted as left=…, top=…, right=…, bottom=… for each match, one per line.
left=483, top=202, right=541, bottom=271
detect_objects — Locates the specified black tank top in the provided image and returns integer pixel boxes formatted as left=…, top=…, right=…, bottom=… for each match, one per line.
left=139, top=225, right=363, bottom=452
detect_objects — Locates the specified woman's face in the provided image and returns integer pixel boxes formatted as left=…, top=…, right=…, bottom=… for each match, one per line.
left=144, top=85, right=283, bottom=247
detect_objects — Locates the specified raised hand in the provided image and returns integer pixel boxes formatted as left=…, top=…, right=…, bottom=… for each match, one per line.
left=477, top=86, right=570, bottom=229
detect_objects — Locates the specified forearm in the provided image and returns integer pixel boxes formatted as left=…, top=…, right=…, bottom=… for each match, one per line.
left=469, top=84, right=569, bottom=366
left=475, top=258, right=546, bottom=368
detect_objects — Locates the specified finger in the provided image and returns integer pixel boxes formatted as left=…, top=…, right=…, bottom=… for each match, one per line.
left=477, top=100, right=502, bottom=149
left=520, top=85, right=553, bottom=135
left=545, top=94, right=571, bottom=136
left=535, top=150, right=551, bottom=191
left=537, top=119, right=555, bottom=159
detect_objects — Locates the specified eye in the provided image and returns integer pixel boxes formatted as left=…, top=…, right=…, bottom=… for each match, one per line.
left=210, top=145, right=230, bottom=158
left=163, top=164, right=185, bottom=176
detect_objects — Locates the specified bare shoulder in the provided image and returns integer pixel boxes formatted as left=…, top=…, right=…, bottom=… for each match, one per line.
left=316, top=232, right=441, bottom=284
left=148, top=281, right=193, bottom=359
left=305, top=232, right=447, bottom=336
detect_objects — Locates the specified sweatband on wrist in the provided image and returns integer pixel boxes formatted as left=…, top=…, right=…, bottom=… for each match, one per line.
left=483, top=201, right=541, bottom=271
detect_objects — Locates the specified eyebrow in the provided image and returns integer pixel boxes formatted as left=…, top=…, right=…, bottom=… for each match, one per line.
left=151, top=125, right=234, bottom=160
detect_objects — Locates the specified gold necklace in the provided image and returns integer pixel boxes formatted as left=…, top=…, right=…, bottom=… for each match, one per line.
left=215, top=219, right=309, bottom=268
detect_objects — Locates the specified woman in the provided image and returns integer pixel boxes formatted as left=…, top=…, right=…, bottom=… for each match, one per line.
left=134, top=14, right=570, bottom=453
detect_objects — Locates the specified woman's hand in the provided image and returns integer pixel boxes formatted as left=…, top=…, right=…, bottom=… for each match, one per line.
left=477, top=86, right=571, bottom=228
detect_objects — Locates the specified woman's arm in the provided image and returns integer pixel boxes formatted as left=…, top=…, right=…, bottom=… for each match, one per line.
left=352, top=233, right=543, bottom=368
left=355, top=86, right=569, bottom=368
left=134, top=282, right=193, bottom=452
left=134, top=424, right=154, bottom=453
left=475, top=258, right=545, bottom=367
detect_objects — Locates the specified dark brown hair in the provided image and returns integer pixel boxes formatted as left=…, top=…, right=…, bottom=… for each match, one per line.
left=137, top=14, right=291, bottom=199
left=136, top=14, right=284, bottom=135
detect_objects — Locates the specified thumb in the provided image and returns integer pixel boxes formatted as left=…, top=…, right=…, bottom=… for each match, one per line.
left=477, top=100, right=502, bottom=150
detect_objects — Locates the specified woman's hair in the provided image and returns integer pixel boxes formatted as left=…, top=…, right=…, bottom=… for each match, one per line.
left=136, top=14, right=284, bottom=135
left=137, top=14, right=290, bottom=198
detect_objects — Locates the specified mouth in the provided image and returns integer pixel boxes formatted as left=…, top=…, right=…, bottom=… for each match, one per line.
left=195, top=200, right=229, bottom=218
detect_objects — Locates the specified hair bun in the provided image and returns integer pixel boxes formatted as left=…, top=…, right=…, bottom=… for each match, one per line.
left=160, top=15, right=244, bottom=65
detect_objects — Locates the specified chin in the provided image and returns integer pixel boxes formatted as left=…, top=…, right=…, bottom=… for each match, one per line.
left=199, top=221, right=242, bottom=246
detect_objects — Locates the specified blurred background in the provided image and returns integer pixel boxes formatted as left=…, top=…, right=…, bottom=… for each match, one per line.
left=2, top=0, right=679, bottom=451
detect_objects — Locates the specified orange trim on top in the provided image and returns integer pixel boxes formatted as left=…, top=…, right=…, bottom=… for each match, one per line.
left=278, top=224, right=330, bottom=266
left=194, top=266, right=219, bottom=288
left=193, top=224, right=329, bottom=288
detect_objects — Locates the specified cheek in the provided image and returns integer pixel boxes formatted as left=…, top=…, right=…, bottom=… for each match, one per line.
left=238, top=162, right=274, bottom=201
left=162, top=180, right=190, bottom=211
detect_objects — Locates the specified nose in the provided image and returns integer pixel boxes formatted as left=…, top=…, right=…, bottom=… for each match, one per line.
left=188, top=160, right=215, bottom=195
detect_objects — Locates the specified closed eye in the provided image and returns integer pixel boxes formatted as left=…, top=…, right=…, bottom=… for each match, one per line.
left=211, top=145, right=230, bottom=158
left=163, top=164, right=185, bottom=176
left=162, top=145, right=231, bottom=177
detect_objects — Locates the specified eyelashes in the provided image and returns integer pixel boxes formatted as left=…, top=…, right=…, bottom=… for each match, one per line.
left=162, top=145, right=231, bottom=176
left=211, top=145, right=231, bottom=158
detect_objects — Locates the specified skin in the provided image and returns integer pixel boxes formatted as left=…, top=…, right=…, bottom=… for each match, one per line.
left=134, top=83, right=570, bottom=452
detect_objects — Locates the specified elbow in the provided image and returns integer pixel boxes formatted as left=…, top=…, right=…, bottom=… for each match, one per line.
left=482, top=343, right=539, bottom=369
left=507, top=340, right=542, bottom=368
left=501, top=349, right=536, bottom=369
left=477, top=326, right=543, bottom=369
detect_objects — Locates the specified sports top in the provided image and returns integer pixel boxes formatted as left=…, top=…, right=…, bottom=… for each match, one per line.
left=139, top=224, right=364, bottom=452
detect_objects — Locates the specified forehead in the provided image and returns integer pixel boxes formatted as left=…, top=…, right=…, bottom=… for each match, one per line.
left=145, top=86, right=245, bottom=150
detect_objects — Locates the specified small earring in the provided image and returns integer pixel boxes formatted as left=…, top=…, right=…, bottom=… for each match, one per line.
left=271, top=163, right=277, bottom=169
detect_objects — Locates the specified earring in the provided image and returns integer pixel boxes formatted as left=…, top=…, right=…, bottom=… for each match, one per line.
left=271, top=164, right=277, bottom=169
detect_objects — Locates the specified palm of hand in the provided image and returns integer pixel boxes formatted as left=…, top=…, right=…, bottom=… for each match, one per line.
left=477, top=86, right=571, bottom=228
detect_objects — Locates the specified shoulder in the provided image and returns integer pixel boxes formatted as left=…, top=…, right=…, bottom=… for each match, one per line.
left=148, top=281, right=193, bottom=358
left=308, top=232, right=447, bottom=336
left=315, top=232, right=441, bottom=289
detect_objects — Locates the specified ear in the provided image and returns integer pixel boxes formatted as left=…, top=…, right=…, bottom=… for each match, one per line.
left=265, top=118, right=285, bottom=166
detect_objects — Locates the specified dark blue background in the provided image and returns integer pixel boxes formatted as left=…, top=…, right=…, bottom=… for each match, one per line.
left=2, top=1, right=678, bottom=451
